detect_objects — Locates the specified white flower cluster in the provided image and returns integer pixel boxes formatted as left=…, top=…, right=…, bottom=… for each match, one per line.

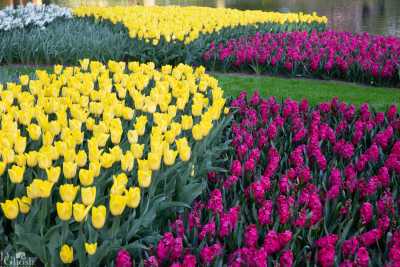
left=0, top=3, right=72, bottom=31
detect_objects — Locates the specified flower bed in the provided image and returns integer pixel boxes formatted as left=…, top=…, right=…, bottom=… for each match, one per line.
left=0, top=5, right=326, bottom=66
left=203, top=31, right=400, bottom=86
left=144, top=92, right=400, bottom=266
left=73, top=6, right=327, bottom=44
left=0, top=60, right=228, bottom=265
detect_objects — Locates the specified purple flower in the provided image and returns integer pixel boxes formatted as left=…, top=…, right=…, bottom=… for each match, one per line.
left=115, top=249, right=133, bottom=267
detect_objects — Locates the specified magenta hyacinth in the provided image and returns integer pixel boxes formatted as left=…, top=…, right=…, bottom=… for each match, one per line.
left=115, top=249, right=132, bottom=267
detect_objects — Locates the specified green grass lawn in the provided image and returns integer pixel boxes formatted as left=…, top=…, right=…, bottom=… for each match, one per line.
left=1, top=65, right=399, bottom=111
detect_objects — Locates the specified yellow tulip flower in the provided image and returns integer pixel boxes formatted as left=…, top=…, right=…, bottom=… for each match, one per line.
left=163, top=149, right=178, bottom=166
left=109, top=194, right=127, bottom=216
left=76, top=150, right=87, bottom=167
left=138, top=169, right=152, bottom=188
left=63, top=162, right=78, bottom=179
left=60, top=244, right=74, bottom=264
left=0, top=161, right=6, bottom=176
left=1, top=199, right=19, bottom=220
left=79, top=169, right=95, bottom=186
left=8, top=165, right=24, bottom=184
left=17, top=196, right=31, bottom=214
left=81, top=187, right=96, bottom=206
left=14, top=136, right=26, bottom=154
left=121, top=151, right=134, bottom=172
left=27, top=123, right=41, bottom=141
left=59, top=184, right=80, bottom=202
left=46, top=166, right=61, bottom=183
left=73, top=203, right=91, bottom=222
left=56, top=201, right=72, bottom=221
left=126, top=187, right=141, bottom=208
left=91, top=205, right=106, bottom=229
left=85, top=242, right=97, bottom=255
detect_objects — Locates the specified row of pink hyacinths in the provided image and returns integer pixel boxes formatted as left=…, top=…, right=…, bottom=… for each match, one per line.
left=203, top=30, right=400, bottom=86
left=136, top=91, right=400, bottom=266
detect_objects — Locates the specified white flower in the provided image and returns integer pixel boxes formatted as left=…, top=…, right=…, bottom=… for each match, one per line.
left=0, top=3, right=72, bottom=31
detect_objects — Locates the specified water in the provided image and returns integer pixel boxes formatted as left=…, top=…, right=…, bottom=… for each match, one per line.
left=1, top=0, right=400, bottom=37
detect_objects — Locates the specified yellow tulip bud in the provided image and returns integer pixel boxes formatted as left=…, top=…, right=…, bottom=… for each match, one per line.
left=46, top=166, right=61, bottom=183
left=59, top=184, right=80, bottom=202
left=63, top=162, right=77, bottom=179
left=85, top=242, right=97, bottom=256
left=81, top=187, right=96, bottom=206
left=80, top=58, right=90, bottom=71
left=91, top=205, right=106, bottom=229
left=1, top=199, right=19, bottom=220
left=126, top=187, right=141, bottom=208
left=79, top=169, right=95, bottom=186
left=57, top=201, right=72, bottom=221
left=17, top=196, right=31, bottom=214
left=27, top=123, right=41, bottom=141
left=138, top=169, right=152, bottom=188
left=60, top=244, right=74, bottom=264
left=8, top=165, right=24, bottom=184
left=109, top=194, right=127, bottom=216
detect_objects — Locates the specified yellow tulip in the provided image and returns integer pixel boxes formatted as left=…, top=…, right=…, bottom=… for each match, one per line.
left=100, top=153, right=114, bottom=169
left=27, top=123, right=41, bottom=141
left=63, top=162, right=78, bottom=179
left=79, top=58, right=90, bottom=71
left=178, top=145, right=191, bottom=162
left=126, top=187, right=141, bottom=208
left=79, top=169, right=95, bottom=186
left=46, top=166, right=61, bottom=183
left=73, top=203, right=91, bottom=222
left=14, top=154, right=26, bottom=167
left=25, top=151, right=38, bottom=167
left=57, top=201, right=72, bottom=221
left=147, top=152, right=161, bottom=171
left=59, top=184, right=80, bottom=202
left=89, top=161, right=101, bottom=177
left=76, top=150, right=87, bottom=167
left=192, top=124, right=203, bottom=140
left=1, top=199, right=19, bottom=220
left=127, top=130, right=138, bottom=144
left=14, top=136, right=26, bottom=154
left=181, top=115, right=193, bottom=130
left=121, top=151, right=134, bottom=172
left=109, top=194, right=127, bottom=216
left=138, top=169, right=152, bottom=188
left=81, top=187, right=96, bottom=206
left=131, top=143, right=144, bottom=159
left=60, top=244, right=74, bottom=264
left=17, top=196, right=31, bottom=214
left=8, top=165, right=25, bottom=184
left=85, top=242, right=97, bottom=255
left=37, top=152, right=52, bottom=169
left=19, top=75, right=30, bottom=86
left=163, top=149, right=177, bottom=166
left=91, top=205, right=106, bottom=229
